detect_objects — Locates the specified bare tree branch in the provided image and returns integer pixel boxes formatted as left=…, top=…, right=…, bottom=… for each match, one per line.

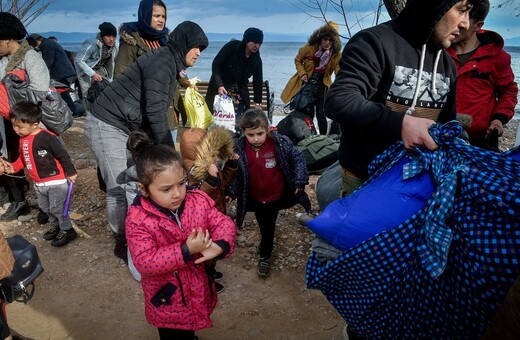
left=1, top=0, right=54, bottom=27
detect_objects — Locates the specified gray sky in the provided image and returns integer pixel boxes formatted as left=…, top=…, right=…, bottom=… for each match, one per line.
left=26, top=0, right=520, bottom=39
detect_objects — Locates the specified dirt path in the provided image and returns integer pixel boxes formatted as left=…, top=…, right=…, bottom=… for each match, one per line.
left=1, top=119, right=345, bottom=339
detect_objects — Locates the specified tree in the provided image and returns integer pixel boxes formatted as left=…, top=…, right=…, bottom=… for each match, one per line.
left=496, top=0, right=520, bottom=17
left=290, top=0, right=406, bottom=40
left=0, top=0, right=53, bottom=26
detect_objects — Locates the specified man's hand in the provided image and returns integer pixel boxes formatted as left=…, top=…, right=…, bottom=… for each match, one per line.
left=91, top=73, right=103, bottom=82
left=217, top=86, right=228, bottom=96
left=488, top=119, right=504, bottom=137
left=401, top=115, right=438, bottom=151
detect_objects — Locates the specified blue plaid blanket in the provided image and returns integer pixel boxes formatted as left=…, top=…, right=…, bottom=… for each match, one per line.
left=306, top=121, right=520, bottom=339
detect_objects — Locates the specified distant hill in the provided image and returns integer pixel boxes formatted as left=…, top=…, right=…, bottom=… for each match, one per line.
left=505, top=36, right=520, bottom=47
left=34, top=31, right=308, bottom=43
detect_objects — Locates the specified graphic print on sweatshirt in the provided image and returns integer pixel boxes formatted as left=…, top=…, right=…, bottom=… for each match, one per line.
left=386, top=65, right=451, bottom=121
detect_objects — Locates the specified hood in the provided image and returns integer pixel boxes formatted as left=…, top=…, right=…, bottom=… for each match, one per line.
left=394, top=0, right=461, bottom=48
left=167, top=21, right=208, bottom=70
left=477, top=29, right=505, bottom=49
left=5, top=40, right=33, bottom=72
left=191, top=126, right=234, bottom=182
left=118, top=23, right=140, bottom=46
left=308, top=21, right=342, bottom=53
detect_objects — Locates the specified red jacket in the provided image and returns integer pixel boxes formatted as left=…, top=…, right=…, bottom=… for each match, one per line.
left=447, top=30, right=518, bottom=140
left=126, top=189, right=236, bottom=330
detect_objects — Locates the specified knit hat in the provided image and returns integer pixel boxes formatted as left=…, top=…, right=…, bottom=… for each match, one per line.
left=243, top=27, right=263, bottom=44
left=99, top=22, right=117, bottom=37
left=0, top=13, right=27, bottom=40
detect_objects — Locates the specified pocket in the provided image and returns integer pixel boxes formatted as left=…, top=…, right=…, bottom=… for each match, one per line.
left=150, top=282, right=177, bottom=308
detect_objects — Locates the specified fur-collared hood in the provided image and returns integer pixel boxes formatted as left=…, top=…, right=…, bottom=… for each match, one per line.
left=5, top=40, right=33, bottom=72
left=119, top=23, right=140, bottom=46
left=191, top=126, right=234, bottom=182
left=307, top=21, right=342, bottom=53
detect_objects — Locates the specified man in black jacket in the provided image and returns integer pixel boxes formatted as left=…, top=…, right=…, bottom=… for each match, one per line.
left=29, top=33, right=79, bottom=117
left=206, top=27, right=264, bottom=123
left=325, top=0, right=476, bottom=197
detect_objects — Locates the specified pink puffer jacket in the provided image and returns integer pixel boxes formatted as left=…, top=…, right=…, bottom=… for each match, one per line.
left=126, top=189, right=236, bottom=330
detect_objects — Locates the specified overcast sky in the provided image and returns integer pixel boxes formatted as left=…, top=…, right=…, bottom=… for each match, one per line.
left=26, top=0, right=520, bottom=39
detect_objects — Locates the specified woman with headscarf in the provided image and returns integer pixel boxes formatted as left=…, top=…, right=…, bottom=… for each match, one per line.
left=281, top=22, right=342, bottom=135
left=0, top=12, right=50, bottom=222
left=85, top=21, right=208, bottom=263
left=114, top=0, right=169, bottom=78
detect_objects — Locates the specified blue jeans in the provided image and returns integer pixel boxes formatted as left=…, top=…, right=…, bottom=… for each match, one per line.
left=84, top=114, right=132, bottom=240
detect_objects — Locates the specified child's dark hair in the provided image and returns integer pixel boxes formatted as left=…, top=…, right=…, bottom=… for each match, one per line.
left=237, top=108, right=269, bottom=131
left=9, top=101, right=42, bottom=124
left=127, top=131, right=183, bottom=188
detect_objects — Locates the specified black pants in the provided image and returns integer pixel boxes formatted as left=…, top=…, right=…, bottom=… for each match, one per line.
left=158, top=328, right=195, bottom=340
left=58, top=76, right=79, bottom=116
left=311, top=73, right=327, bottom=135
left=251, top=199, right=283, bottom=259
left=2, top=118, right=26, bottom=202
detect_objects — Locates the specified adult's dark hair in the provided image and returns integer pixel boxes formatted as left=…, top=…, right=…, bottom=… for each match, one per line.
left=237, top=108, right=269, bottom=131
left=127, top=131, right=183, bottom=188
left=9, top=101, right=42, bottom=125
left=0, top=12, right=27, bottom=40
left=469, top=0, right=489, bottom=21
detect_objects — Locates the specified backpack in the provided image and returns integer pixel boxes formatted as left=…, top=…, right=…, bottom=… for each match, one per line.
left=297, top=134, right=339, bottom=175
left=276, top=110, right=316, bottom=145
left=1, top=70, right=73, bottom=135
left=284, top=81, right=317, bottom=113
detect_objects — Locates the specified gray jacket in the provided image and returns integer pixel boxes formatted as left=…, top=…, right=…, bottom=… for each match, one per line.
left=74, top=36, right=117, bottom=80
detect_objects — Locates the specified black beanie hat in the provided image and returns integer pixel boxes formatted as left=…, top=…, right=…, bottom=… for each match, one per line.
left=98, top=22, right=117, bottom=37
left=0, top=12, right=27, bottom=40
left=243, top=27, right=263, bottom=44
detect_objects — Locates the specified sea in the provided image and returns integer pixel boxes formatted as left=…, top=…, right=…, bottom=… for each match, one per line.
left=61, top=42, right=520, bottom=119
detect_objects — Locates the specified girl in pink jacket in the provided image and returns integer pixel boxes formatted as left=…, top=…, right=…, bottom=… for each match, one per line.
left=125, top=131, right=236, bottom=339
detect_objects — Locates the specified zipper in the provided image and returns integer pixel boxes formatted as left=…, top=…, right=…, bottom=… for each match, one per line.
left=171, top=209, right=183, bottom=232
left=174, top=271, right=187, bottom=306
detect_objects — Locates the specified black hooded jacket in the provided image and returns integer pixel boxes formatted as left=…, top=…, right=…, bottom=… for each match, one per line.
left=325, top=0, right=459, bottom=180
left=91, top=21, right=208, bottom=145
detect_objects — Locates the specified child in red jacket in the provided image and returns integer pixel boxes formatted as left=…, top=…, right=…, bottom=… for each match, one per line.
left=125, top=131, right=236, bottom=339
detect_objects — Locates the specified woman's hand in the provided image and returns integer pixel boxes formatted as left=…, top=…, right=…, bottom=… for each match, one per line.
left=186, top=228, right=212, bottom=254
left=194, top=242, right=224, bottom=264
left=301, top=74, right=308, bottom=83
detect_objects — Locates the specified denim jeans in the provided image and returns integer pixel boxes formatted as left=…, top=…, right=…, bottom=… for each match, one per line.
left=84, top=114, right=132, bottom=240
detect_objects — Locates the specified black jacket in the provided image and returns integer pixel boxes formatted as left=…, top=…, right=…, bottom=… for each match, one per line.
left=91, top=21, right=208, bottom=145
left=206, top=39, right=263, bottom=112
left=325, top=0, right=459, bottom=180
left=38, top=38, right=76, bottom=82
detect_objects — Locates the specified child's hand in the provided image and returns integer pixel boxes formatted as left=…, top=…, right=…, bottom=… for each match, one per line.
left=68, top=174, right=78, bottom=183
left=225, top=195, right=233, bottom=203
left=186, top=228, right=212, bottom=254
left=194, top=242, right=224, bottom=264
left=0, top=159, right=14, bottom=174
left=230, top=153, right=240, bottom=160
left=295, top=186, right=304, bottom=195
left=208, top=164, right=218, bottom=177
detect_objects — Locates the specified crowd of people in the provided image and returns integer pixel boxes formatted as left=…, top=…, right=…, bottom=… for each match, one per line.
left=0, top=0, right=519, bottom=338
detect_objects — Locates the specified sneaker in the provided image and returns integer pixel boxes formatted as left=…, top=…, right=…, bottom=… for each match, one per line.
left=215, top=282, right=224, bottom=294
left=37, top=208, right=49, bottom=224
left=213, top=271, right=223, bottom=282
left=43, top=225, right=60, bottom=240
left=51, top=228, right=77, bottom=247
left=257, top=257, right=270, bottom=278
left=0, top=200, right=30, bottom=221
left=114, top=240, right=128, bottom=264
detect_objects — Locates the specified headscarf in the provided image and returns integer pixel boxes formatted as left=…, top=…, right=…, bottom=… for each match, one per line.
left=136, top=0, right=169, bottom=45
left=168, top=21, right=208, bottom=73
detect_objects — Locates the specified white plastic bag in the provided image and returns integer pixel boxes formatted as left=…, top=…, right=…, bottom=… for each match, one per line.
left=212, top=94, right=236, bottom=132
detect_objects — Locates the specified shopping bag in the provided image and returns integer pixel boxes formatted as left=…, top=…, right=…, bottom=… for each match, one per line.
left=212, top=94, right=236, bottom=132
left=183, top=78, right=213, bottom=129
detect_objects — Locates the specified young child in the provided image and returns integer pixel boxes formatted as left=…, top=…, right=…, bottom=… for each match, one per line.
left=228, top=108, right=311, bottom=278
left=4, top=101, right=78, bottom=247
left=179, top=126, right=239, bottom=293
left=125, top=131, right=236, bottom=339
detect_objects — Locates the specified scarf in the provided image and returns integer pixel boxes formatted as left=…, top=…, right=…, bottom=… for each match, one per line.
left=313, top=46, right=332, bottom=72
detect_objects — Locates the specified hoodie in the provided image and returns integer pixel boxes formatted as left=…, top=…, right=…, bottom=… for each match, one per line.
left=91, top=21, right=208, bottom=146
left=325, top=0, right=459, bottom=180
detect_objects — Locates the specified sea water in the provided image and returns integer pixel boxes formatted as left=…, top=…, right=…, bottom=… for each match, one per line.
left=61, top=42, right=520, bottom=118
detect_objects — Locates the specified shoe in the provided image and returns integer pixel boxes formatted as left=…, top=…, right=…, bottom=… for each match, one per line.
left=257, top=257, right=270, bottom=278
left=215, top=282, right=224, bottom=294
left=43, top=225, right=60, bottom=240
left=37, top=208, right=50, bottom=224
left=114, top=240, right=128, bottom=264
left=51, top=228, right=77, bottom=247
left=0, top=189, right=9, bottom=206
left=213, top=271, right=223, bottom=282
left=0, top=200, right=30, bottom=221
